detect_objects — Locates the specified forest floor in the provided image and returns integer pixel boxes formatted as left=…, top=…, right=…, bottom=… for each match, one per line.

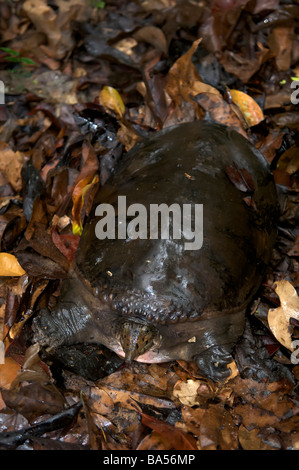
left=0, top=0, right=298, bottom=450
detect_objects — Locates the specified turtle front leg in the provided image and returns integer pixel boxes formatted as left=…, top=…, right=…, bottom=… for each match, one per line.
left=194, top=345, right=234, bottom=382
left=32, top=278, right=94, bottom=350
left=32, top=303, right=93, bottom=350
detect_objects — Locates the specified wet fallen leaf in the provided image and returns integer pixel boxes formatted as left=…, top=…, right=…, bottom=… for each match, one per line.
left=88, top=387, right=115, bottom=416
left=98, top=384, right=175, bottom=413
left=257, top=130, right=284, bottom=164
left=199, top=403, right=238, bottom=450
left=219, top=44, right=271, bottom=83
left=18, top=224, right=70, bottom=272
left=225, top=162, right=255, bottom=193
left=194, top=93, right=247, bottom=137
left=229, top=89, right=264, bottom=127
left=234, top=403, right=280, bottom=429
left=1, top=345, right=65, bottom=421
left=139, top=411, right=197, bottom=450
left=268, top=280, right=299, bottom=351
left=180, top=405, right=205, bottom=436
left=0, top=253, right=26, bottom=277
left=51, top=226, right=80, bottom=262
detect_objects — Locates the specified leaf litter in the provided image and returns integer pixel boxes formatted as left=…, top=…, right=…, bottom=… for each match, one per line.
left=0, top=0, right=298, bottom=451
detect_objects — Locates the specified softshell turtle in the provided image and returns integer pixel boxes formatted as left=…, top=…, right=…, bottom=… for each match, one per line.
left=33, top=121, right=278, bottom=381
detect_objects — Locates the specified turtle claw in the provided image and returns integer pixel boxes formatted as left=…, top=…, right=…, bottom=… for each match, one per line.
left=194, top=346, right=233, bottom=382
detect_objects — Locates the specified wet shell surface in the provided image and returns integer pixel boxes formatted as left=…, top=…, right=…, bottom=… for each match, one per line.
left=33, top=121, right=278, bottom=380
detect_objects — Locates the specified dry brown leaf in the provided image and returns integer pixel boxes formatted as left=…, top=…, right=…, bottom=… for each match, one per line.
left=239, top=426, right=267, bottom=450
left=172, top=379, right=201, bottom=406
left=195, top=93, right=247, bottom=137
left=139, top=411, right=198, bottom=450
left=199, top=403, right=238, bottom=450
left=268, top=280, right=299, bottom=351
left=134, top=26, right=167, bottom=55
left=268, top=26, right=294, bottom=72
left=181, top=405, right=205, bottom=436
left=88, top=387, right=115, bottom=416
left=0, top=142, right=24, bottom=192
left=165, top=38, right=220, bottom=108
left=117, top=122, right=141, bottom=151
left=22, top=0, right=64, bottom=54
left=220, top=44, right=271, bottom=83
left=98, top=384, right=175, bottom=412
left=22, top=0, right=85, bottom=59
left=233, top=403, right=280, bottom=429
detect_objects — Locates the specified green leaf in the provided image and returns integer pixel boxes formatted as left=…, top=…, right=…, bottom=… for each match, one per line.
left=20, top=57, right=36, bottom=65
left=5, top=57, right=22, bottom=63
left=0, top=47, right=20, bottom=56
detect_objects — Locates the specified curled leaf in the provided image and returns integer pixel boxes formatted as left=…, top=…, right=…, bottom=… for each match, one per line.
left=229, top=89, right=264, bottom=127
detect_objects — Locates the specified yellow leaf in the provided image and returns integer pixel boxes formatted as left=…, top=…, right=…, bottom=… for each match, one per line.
left=99, top=86, right=125, bottom=117
left=0, top=357, right=21, bottom=390
left=267, top=280, right=299, bottom=351
left=229, top=89, right=264, bottom=127
left=0, top=253, right=26, bottom=277
left=72, top=174, right=99, bottom=236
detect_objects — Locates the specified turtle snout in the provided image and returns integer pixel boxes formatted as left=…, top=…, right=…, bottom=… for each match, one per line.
left=115, top=319, right=159, bottom=362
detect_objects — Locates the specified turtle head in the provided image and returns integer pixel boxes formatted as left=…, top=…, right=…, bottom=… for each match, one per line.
left=115, top=319, right=160, bottom=362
